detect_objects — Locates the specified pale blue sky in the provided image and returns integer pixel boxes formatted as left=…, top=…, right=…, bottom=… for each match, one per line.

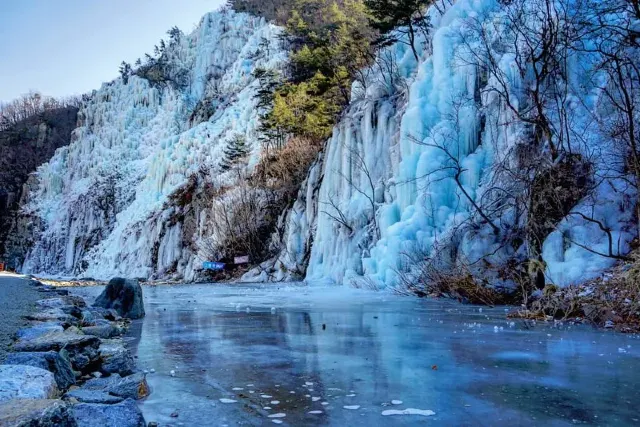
left=0, top=0, right=224, bottom=102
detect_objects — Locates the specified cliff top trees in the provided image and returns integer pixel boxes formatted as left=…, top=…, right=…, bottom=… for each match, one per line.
left=365, top=0, right=431, bottom=61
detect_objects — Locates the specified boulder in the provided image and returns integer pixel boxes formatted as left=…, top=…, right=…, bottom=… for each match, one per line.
left=36, top=296, right=86, bottom=310
left=98, top=340, right=134, bottom=376
left=4, top=350, right=75, bottom=390
left=0, top=365, right=58, bottom=401
left=65, top=389, right=124, bottom=404
left=12, top=330, right=101, bottom=374
left=83, top=324, right=121, bottom=339
left=82, top=373, right=149, bottom=400
left=0, top=399, right=76, bottom=427
left=93, top=278, right=144, bottom=319
left=71, top=399, right=145, bottom=427
left=25, top=309, right=76, bottom=325
left=16, top=322, right=64, bottom=341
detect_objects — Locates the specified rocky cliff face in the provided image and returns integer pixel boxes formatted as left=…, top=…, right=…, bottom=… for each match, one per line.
left=0, top=107, right=78, bottom=268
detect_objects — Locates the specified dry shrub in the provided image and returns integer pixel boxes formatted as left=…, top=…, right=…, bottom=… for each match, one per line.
left=397, top=255, right=511, bottom=306
left=254, top=136, right=321, bottom=191
left=510, top=249, right=640, bottom=332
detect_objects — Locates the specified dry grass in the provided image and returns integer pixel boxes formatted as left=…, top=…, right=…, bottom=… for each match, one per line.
left=509, top=250, right=640, bottom=332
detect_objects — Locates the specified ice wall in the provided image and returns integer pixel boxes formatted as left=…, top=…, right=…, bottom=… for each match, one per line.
left=21, top=10, right=287, bottom=279
left=281, top=0, right=635, bottom=288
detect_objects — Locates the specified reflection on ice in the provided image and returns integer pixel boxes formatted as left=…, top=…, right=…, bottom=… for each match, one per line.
left=68, top=283, right=640, bottom=426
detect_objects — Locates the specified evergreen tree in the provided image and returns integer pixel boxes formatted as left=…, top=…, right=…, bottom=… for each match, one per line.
left=119, top=61, right=132, bottom=84
left=364, top=0, right=431, bottom=61
left=220, top=134, right=250, bottom=170
left=167, top=26, right=182, bottom=44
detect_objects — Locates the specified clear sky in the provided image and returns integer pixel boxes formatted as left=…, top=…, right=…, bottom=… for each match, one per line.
left=0, top=0, right=225, bottom=102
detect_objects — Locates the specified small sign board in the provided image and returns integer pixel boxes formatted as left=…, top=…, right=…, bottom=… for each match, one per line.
left=234, top=255, right=249, bottom=264
left=203, top=261, right=225, bottom=271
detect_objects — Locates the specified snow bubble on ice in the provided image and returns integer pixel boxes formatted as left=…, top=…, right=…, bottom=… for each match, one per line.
left=264, top=407, right=272, bottom=410
left=309, top=410, right=323, bottom=414
left=343, top=405, right=360, bottom=410
left=391, top=400, right=403, bottom=405
left=247, top=384, right=254, bottom=387
left=170, top=370, right=176, bottom=377
left=219, top=398, right=237, bottom=403
left=305, top=382, right=314, bottom=386
left=382, top=408, right=435, bottom=417
left=232, top=387, right=243, bottom=391
left=271, top=421, right=283, bottom=425
left=261, top=395, right=273, bottom=398
left=312, top=397, right=321, bottom=402
left=268, top=413, right=286, bottom=418
left=321, top=402, right=329, bottom=406
left=346, top=394, right=356, bottom=397
left=270, top=401, right=280, bottom=405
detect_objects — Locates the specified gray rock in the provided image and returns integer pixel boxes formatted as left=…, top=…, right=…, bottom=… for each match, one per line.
left=25, top=309, right=76, bottom=324
left=65, top=389, right=124, bottom=404
left=80, top=310, right=95, bottom=326
left=98, top=341, right=134, bottom=376
left=36, top=296, right=86, bottom=310
left=0, top=365, right=58, bottom=402
left=83, top=324, right=121, bottom=339
left=0, top=399, right=76, bottom=427
left=93, top=278, right=145, bottom=319
left=12, top=330, right=101, bottom=374
left=71, top=399, right=145, bottom=427
left=15, top=322, right=64, bottom=341
left=4, top=350, right=75, bottom=390
left=82, top=373, right=149, bottom=400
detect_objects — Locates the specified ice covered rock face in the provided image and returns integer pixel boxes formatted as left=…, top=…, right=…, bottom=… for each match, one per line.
left=279, top=0, right=635, bottom=288
left=20, top=9, right=286, bottom=280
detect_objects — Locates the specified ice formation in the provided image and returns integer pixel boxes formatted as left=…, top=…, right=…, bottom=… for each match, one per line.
left=19, top=1, right=635, bottom=289
left=267, top=0, right=635, bottom=288
left=21, top=10, right=286, bottom=279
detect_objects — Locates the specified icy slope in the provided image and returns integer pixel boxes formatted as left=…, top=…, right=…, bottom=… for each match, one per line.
left=22, top=10, right=286, bottom=279
left=275, top=0, right=635, bottom=288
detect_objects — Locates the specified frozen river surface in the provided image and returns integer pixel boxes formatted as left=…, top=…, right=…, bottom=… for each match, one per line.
left=70, top=283, right=640, bottom=426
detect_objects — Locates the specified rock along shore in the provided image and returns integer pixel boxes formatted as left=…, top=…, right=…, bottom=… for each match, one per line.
left=0, top=275, right=148, bottom=427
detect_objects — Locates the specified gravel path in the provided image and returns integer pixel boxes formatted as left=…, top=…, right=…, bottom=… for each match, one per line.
left=0, top=274, right=42, bottom=362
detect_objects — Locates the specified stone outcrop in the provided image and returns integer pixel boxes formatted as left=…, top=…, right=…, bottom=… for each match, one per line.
left=0, top=399, right=76, bottom=427
left=93, top=278, right=145, bottom=319
left=0, top=106, right=79, bottom=269
left=4, top=350, right=75, bottom=390
left=0, top=365, right=58, bottom=401
left=70, top=399, right=145, bottom=427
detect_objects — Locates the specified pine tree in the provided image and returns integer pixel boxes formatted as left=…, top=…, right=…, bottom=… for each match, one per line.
left=220, top=134, right=250, bottom=170
left=167, top=26, right=182, bottom=44
left=364, top=0, right=431, bottom=61
left=119, top=61, right=132, bottom=84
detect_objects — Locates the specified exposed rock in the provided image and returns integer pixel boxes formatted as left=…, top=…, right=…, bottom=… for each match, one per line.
left=0, top=399, right=76, bottom=427
left=12, top=330, right=101, bottom=374
left=65, top=389, right=124, bottom=404
left=87, top=307, right=122, bottom=322
left=93, top=278, right=145, bottom=319
left=98, top=340, right=134, bottom=376
left=71, top=399, right=145, bottom=427
left=0, top=106, right=79, bottom=269
left=82, top=373, right=149, bottom=400
left=15, top=322, right=64, bottom=341
left=83, top=324, right=121, bottom=339
left=4, top=350, right=75, bottom=390
left=25, top=309, right=76, bottom=325
left=0, top=365, right=58, bottom=401
left=36, top=296, right=86, bottom=310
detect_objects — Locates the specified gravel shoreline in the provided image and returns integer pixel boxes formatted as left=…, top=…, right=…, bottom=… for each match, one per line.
left=0, top=274, right=43, bottom=362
